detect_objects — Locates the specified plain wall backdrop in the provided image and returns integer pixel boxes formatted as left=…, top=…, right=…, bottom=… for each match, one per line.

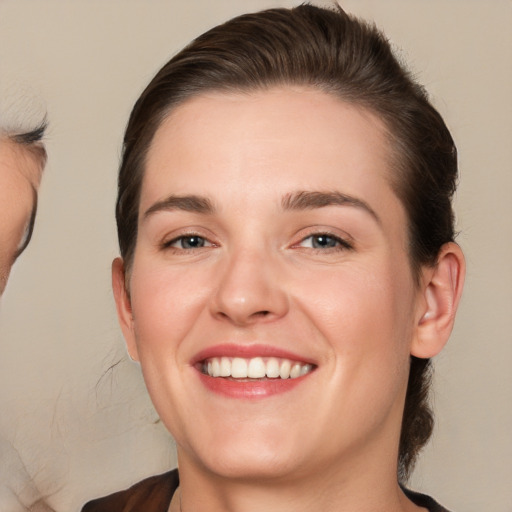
left=0, top=1, right=511, bottom=511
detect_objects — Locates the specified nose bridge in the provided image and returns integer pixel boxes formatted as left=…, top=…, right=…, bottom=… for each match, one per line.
left=212, top=240, right=288, bottom=326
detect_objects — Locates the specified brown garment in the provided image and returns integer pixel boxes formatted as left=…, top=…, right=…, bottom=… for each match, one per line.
left=81, top=471, right=178, bottom=512
left=81, top=469, right=452, bottom=512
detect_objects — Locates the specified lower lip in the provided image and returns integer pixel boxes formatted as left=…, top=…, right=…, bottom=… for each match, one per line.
left=197, top=372, right=311, bottom=399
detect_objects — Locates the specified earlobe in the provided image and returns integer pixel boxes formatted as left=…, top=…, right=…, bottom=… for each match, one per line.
left=112, top=257, right=140, bottom=362
left=411, top=242, right=465, bottom=359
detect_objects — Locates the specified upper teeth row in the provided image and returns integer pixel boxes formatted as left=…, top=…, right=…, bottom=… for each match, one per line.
left=203, top=357, right=313, bottom=379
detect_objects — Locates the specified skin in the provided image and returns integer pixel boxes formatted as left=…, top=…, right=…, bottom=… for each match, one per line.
left=113, top=87, right=464, bottom=512
left=0, top=137, right=54, bottom=510
left=0, top=138, right=42, bottom=295
left=0, top=138, right=53, bottom=510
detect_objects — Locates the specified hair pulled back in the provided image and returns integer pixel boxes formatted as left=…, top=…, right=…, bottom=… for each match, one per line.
left=116, top=4, right=458, bottom=482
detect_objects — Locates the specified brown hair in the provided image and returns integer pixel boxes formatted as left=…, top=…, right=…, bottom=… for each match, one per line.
left=116, top=4, right=458, bottom=481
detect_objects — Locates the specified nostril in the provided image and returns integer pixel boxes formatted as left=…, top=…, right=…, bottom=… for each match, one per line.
left=254, top=310, right=270, bottom=317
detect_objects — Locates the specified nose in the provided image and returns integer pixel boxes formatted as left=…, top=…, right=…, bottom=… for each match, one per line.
left=211, top=246, right=289, bottom=327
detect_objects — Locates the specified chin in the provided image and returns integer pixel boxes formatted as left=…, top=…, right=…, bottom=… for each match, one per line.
left=202, top=448, right=306, bottom=482
left=181, top=421, right=312, bottom=482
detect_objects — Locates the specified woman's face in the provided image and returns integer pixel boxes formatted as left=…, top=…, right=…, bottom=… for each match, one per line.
left=0, top=140, right=41, bottom=295
left=116, top=87, right=427, bottom=481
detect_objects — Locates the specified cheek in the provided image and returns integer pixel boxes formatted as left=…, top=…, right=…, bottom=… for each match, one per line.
left=294, top=258, right=415, bottom=383
left=127, top=262, right=214, bottom=433
left=0, top=195, right=31, bottom=253
left=129, top=262, right=213, bottom=358
left=0, top=208, right=30, bottom=293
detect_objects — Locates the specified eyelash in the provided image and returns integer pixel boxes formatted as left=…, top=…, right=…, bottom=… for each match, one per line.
left=161, top=234, right=214, bottom=251
left=161, top=231, right=353, bottom=253
left=295, top=232, right=353, bottom=252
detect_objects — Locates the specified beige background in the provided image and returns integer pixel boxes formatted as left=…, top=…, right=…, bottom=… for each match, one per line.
left=0, top=1, right=510, bottom=511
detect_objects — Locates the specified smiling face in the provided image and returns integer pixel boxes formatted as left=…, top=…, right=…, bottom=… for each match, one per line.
left=0, top=139, right=42, bottom=295
left=114, top=87, right=428, bottom=483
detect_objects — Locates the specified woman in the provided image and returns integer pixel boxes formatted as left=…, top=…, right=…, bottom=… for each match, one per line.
left=83, top=5, right=465, bottom=511
left=0, top=110, right=54, bottom=512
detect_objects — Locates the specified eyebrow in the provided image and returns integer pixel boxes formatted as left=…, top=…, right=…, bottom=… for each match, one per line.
left=282, top=190, right=381, bottom=224
left=143, top=194, right=216, bottom=219
left=143, top=190, right=380, bottom=224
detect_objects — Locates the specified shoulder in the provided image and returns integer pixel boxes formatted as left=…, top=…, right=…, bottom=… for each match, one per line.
left=81, top=469, right=179, bottom=512
left=403, top=487, right=453, bottom=512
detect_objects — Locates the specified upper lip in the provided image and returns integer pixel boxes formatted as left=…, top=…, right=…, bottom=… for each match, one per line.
left=191, top=344, right=316, bottom=366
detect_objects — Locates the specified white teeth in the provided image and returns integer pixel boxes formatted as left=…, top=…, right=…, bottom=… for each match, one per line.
left=300, top=364, right=312, bottom=376
left=290, top=363, right=302, bottom=379
left=219, top=357, right=231, bottom=377
left=247, top=357, right=266, bottom=378
left=231, top=357, right=248, bottom=378
left=279, top=359, right=291, bottom=379
left=203, top=356, right=314, bottom=380
left=266, top=357, right=280, bottom=378
left=211, top=358, right=221, bottom=377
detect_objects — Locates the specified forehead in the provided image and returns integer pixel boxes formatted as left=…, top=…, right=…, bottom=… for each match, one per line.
left=143, top=88, right=397, bottom=211
left=150, top=87, right=390, bottom=186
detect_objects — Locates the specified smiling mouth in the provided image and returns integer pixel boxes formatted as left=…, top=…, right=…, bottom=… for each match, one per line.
left=200, top=357, right=315, bottom=380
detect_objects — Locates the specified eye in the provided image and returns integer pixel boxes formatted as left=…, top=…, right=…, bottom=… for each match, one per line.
left=164, top=235, right=212, bottom=250
left=298, top=233, right=352, bottom=251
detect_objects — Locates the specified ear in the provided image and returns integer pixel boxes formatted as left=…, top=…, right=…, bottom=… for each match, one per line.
left=411, top=242, right=465, bottom=359
left=112, top=257, right=140, bottom=362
